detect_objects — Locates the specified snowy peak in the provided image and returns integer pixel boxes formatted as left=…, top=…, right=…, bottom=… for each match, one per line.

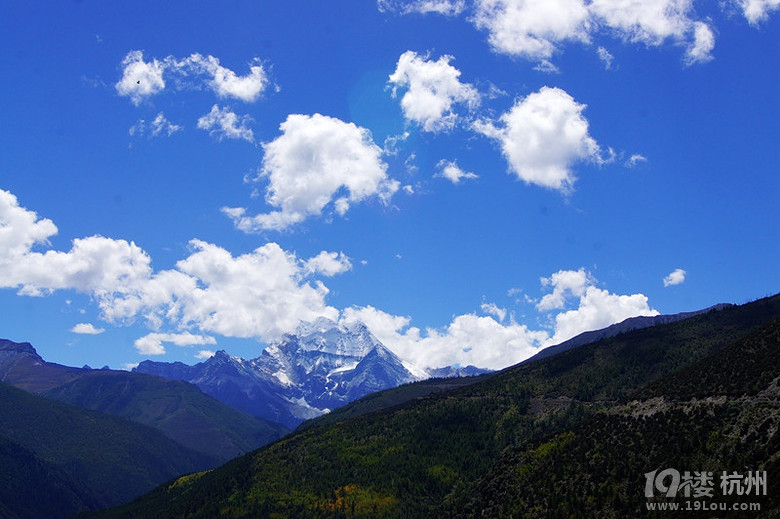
left=281, top=318, right=383, bottom=358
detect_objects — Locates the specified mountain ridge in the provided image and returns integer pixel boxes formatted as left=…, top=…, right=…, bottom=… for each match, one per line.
left=95, top=293, right=780, bottom=518
left=0, top=339, right=289, bottom=463
left=135, top=318, right=427, bottom=428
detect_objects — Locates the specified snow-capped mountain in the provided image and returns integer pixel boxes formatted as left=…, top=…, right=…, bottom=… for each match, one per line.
left=135, top=318, right=422, bottom=428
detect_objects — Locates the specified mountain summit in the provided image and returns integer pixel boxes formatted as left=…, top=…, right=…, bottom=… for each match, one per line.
left=135, top=319, right=421, bottom=428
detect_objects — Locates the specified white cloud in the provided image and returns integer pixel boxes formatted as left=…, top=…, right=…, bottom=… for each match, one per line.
left=537, top=268, right=591, bottom=311
left=663, top=268, right=687, bottom=286
left=473, top=0, right=592, bottom=61
left=195, top=350, right=216, bottom=359
left=304, top=251, right=353, bottom=277
left=116, top=51, right=271, bottom=106
left=378, top=0, right=466, bottom=15
left=597, top=46, right=614, bottom=69
left=411, top=0, right=716, bottom=65
left=536, top=267, right=658, bottom=345
left=481, top=302, right=507, bottom=322
left=344, top=268, right=657, bottom=370
left=342, top=305, right=547, bottom=370
left=0, top=188, right=349, bottom=349
left=546, top=285, right=658, bottom=345
left=0, top=189, right=58, bottom=259
left=115, top=50, right=166, bottom=105
left=197, top=105, right=254, bottom=142
left=686, top=22, right=715, bottom=64
left=389, top=51, right=480, bottom=132
left=177, top=54, right=269, bottom=102
left=474, top=86, right=605, bottom=192
left=134, top=332, right=216, bottom=356
left=739, top=0, right=780, bottom=25
left=129, top=112, right=182, bottom=138
left=71, top=323, right=106, bottom=335
left=625, top=153, right=648, bottom=167
left=589, top=0, right=715, bottom=64
left=223, top=113, right=399, bottom=232
left=436, top=159, right=479, bottom=184
left=134, top=240, right=342, bottom=341
left=2, top=189, right=660, bottom=370
left=0, top=193, right=152, bottom=301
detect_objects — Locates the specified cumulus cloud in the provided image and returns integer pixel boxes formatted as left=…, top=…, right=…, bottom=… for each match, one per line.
left=2, top=189, right=660, bottom=370
left=536, top=267, right=592, bottom=311
left=398, top=0, right=716, bottom=65
left=197, top=105, right=254, bottom=142
left=342, top=305, right=548, bottom=370
left=115, top=50, right=167, bottom=105
left=474, top=86, right=605, bottom=192
left=304, top=251, right=353, bottom=277
left=0, top=193, right=152, bottom=301
left=663, top=268, right=687, bottom=286
left=116, top=50, right=271, bottom=105
left=195, top=350, right=216, bottom=359
left=223, top=113, right=399, bottom=232
left=378, top=0, right=466, bottom=15
left=134, top=332, right=217, bottom=356
left=0, top=188, right=348, bottom=354
left=129, top=112, right=182, bottom=138
left=589, top=0, right=716, bottom=64
left=739, top=0, right=780, bottom=25
left=544, top=283, right=658, bottom=345
left=436, top=159, right=479, bottom=184
left=343, top=268, right=657, bottom=369
left=71, top=323, right=106, bottom=335
left=388, top=51, right=480, bottom=132
left=474, top=0, right=592, bottom=61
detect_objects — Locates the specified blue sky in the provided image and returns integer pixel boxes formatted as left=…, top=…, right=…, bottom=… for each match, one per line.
left=1, top=0, right=778, bottom=371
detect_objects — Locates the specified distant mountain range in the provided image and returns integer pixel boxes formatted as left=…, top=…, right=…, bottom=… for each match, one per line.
left=0, top=337, right=289, bottom=517
left=97, top=294, right=780, bottom=517
left=135, top=317, right=489, bottom=428
left=0, top=380, right=215, bottom=518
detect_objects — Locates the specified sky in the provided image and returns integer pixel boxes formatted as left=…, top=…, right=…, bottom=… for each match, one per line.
left=1, top=0, right=778, bottom=372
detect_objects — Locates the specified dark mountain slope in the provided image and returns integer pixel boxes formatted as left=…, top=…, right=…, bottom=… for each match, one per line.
left=0, top=340, right=288, bottom=463
left=522, top=303, right=733, bottom=365
left=0, top=435, right=99, bottom=519
left=43, top=370, right=288, bottom=462
left=0, top=381, right=216, bottom=517
left=96, top=294, right=780, bottom=518
left=458, top=317, right=780, bottom=517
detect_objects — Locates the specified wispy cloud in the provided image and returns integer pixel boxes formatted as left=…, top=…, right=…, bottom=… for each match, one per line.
left=129, top=112, right=182, bottom=138
left=378, top=0, right=466, bottom=16
left=197, top=105, right=254, bottom=142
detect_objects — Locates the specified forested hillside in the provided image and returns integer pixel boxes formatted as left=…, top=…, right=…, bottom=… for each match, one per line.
left=95, top=294, right=780, bottom=517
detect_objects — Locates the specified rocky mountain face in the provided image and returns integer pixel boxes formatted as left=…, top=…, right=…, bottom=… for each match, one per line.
left=136, top=318, right=424, bottom=428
